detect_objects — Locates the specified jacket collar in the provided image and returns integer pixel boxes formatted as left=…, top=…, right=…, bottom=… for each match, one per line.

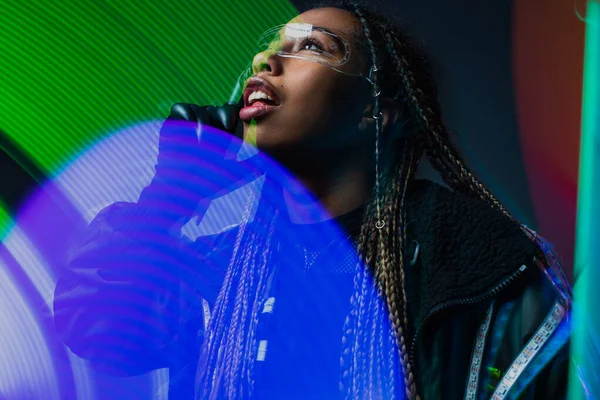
left=404, top=180, right=539, bottom=330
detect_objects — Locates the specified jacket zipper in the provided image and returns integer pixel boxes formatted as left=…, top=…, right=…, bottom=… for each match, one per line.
left=409, top=263, right=529, bottom=366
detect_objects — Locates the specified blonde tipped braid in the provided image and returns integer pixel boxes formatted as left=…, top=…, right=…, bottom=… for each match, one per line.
left=378, top=194, right=400, bottom=400
left=339, top=4, right=424, bottom=399
left=377, top=144, right=420, bottom=400
left=321, top=4, right=551, bottom=400
left=396, top=145, right=420, bottom=400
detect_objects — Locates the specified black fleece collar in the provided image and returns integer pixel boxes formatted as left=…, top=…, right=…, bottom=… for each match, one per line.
left=404, top=180, right=539, bottom=330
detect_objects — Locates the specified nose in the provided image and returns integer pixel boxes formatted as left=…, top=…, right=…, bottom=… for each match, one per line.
left=251, top=49, right=282, bottom=76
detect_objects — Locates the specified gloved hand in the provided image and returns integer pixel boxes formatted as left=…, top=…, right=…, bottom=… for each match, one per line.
left=137, top=101, right=261, bottom=228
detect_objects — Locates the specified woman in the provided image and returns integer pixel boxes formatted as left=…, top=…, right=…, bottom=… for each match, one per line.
left=54, top=2, right=573, bottom=399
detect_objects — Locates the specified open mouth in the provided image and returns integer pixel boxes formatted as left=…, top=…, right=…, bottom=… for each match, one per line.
left=240, top=77, right=281, bottom=121
left=242, top=77, right=281, bottom=107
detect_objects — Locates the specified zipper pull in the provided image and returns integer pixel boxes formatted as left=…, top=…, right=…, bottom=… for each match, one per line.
left=519, top=264, right=527, bottom=272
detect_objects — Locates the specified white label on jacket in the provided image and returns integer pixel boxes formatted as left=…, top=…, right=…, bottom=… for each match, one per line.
left=491, top=300, right=566, bottom=399
left=257, top=340, right=268, bottom=361
left=464, top=301, right=495, bottom=400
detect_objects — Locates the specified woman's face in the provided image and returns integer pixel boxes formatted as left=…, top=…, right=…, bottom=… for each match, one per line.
left=241, top=7, right=372, bottom=156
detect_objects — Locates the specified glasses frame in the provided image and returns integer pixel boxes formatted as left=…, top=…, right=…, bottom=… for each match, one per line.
left=236, top=23, right=374, bottom=92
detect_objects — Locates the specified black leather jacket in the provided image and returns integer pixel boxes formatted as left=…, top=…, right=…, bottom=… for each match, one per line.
left=403, top=180, right=571, bottom=399
left=53, top=179, right=572, bottom=399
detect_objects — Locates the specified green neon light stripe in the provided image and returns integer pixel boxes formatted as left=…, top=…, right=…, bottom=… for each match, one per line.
left=0, top=1, right=297, bottom=175
left=0, top=202, right=14, bottom=240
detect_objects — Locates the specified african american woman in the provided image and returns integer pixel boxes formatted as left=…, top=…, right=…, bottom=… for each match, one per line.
left=54, top=2, right=573, bottom=399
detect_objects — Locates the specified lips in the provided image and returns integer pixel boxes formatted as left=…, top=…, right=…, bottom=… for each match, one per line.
left=240, top=77, right=282, bottom=122
left=242, top=77, right=281, bottom=107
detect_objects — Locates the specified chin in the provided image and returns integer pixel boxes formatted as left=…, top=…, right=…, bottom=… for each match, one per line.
left=246, top=127, right=292, bottom=150
left=255, top=141, right=296, bottom=157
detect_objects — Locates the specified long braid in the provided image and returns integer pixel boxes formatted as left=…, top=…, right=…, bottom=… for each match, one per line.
left=382, top=142, right=421, bottom=400
left=395, top=144, right=419, bottom=399
left=220, top=225, right=253, bottom=394
left=373, top=287, right=386, bottom=397
left=195, top=187, right=279, bottom=399
left=340, top=192, right=379, bottom=399
left=382, top=28, right=516, bottom=217
left=224, top=235, right=257, bottom=396
left=353, top=216, right=377, bottom=397
left=340, top=210, right=372, bottom=398
left=230, top=210, right=278, bottom=398
left=352, top=4, right=422, bottom=399
left=196, top=190, right=255, bottom=398
left=245, top=212, right=277, bottom=399
left=352, top=4, right=386, bottom=231
left=380, top=146, right=410, bottom=399
left=380, top=190, right=402, bottom=400
left=354, top=9, right=402, bottom=400
left=382, top=33, right=466, bottom=190
left=333, top=5, right=549, bottom=399
left=391, top=30, right=538, bottom=275
left=368, top=186, right=389, bottom=400
left=197, top=1, right=549, bottom=398
left=197, top=189, right=255, bottom=398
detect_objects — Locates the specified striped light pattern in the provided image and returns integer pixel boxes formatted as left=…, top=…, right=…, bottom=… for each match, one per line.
left=0, top=0, right=297, bottom=175
left=0, top=233, right=60, bottom=398
left=42, top=121, right=371, bottom=397
left=54, top=121, right=265, bottom=235
left=3, top=120, right=269, bottom=398
left=1, top=1, right=298, bottom=398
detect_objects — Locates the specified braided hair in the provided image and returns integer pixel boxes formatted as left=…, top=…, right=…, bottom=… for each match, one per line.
left=196, top=2, right=552, bottom=399
left=318, top=2, right=552, bottom=399
left=195, top=186, right=280, bottom=399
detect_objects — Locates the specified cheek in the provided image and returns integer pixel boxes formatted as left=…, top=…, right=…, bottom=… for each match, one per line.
left=288, top=70, right=362, bottom=129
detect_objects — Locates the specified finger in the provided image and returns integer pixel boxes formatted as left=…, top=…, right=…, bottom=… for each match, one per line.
left=204, top=106, right=229, bottom=132
left=214, top=105, right=239, bottom=133
left=169, top=103, right=194, bottom=120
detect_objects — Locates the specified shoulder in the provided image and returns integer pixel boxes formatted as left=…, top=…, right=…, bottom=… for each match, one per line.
left=406, top=179, right=539, bottom=265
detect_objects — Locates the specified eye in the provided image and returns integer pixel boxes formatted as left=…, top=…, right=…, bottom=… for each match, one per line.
left=299, top=38, right=326, bottom=53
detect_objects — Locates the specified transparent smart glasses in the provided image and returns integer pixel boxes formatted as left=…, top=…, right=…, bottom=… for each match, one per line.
left=234, top=22, right=373, bottom=96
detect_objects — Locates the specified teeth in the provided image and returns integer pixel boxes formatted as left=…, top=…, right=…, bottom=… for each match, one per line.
left=248, top=90, right=274, bottom=105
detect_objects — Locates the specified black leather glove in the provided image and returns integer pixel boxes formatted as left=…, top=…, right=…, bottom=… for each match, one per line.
left=137, top=101, right=260, bottom=228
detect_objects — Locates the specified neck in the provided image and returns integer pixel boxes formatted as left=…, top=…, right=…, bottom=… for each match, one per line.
left=277, top=147, right=374, bottom=224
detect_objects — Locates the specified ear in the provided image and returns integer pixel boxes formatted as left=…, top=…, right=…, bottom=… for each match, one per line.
left=358, top=97, right=399, bottom=135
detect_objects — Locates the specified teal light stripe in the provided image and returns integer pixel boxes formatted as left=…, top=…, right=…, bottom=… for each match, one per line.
left=569, top=1, right=600, bottom=399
